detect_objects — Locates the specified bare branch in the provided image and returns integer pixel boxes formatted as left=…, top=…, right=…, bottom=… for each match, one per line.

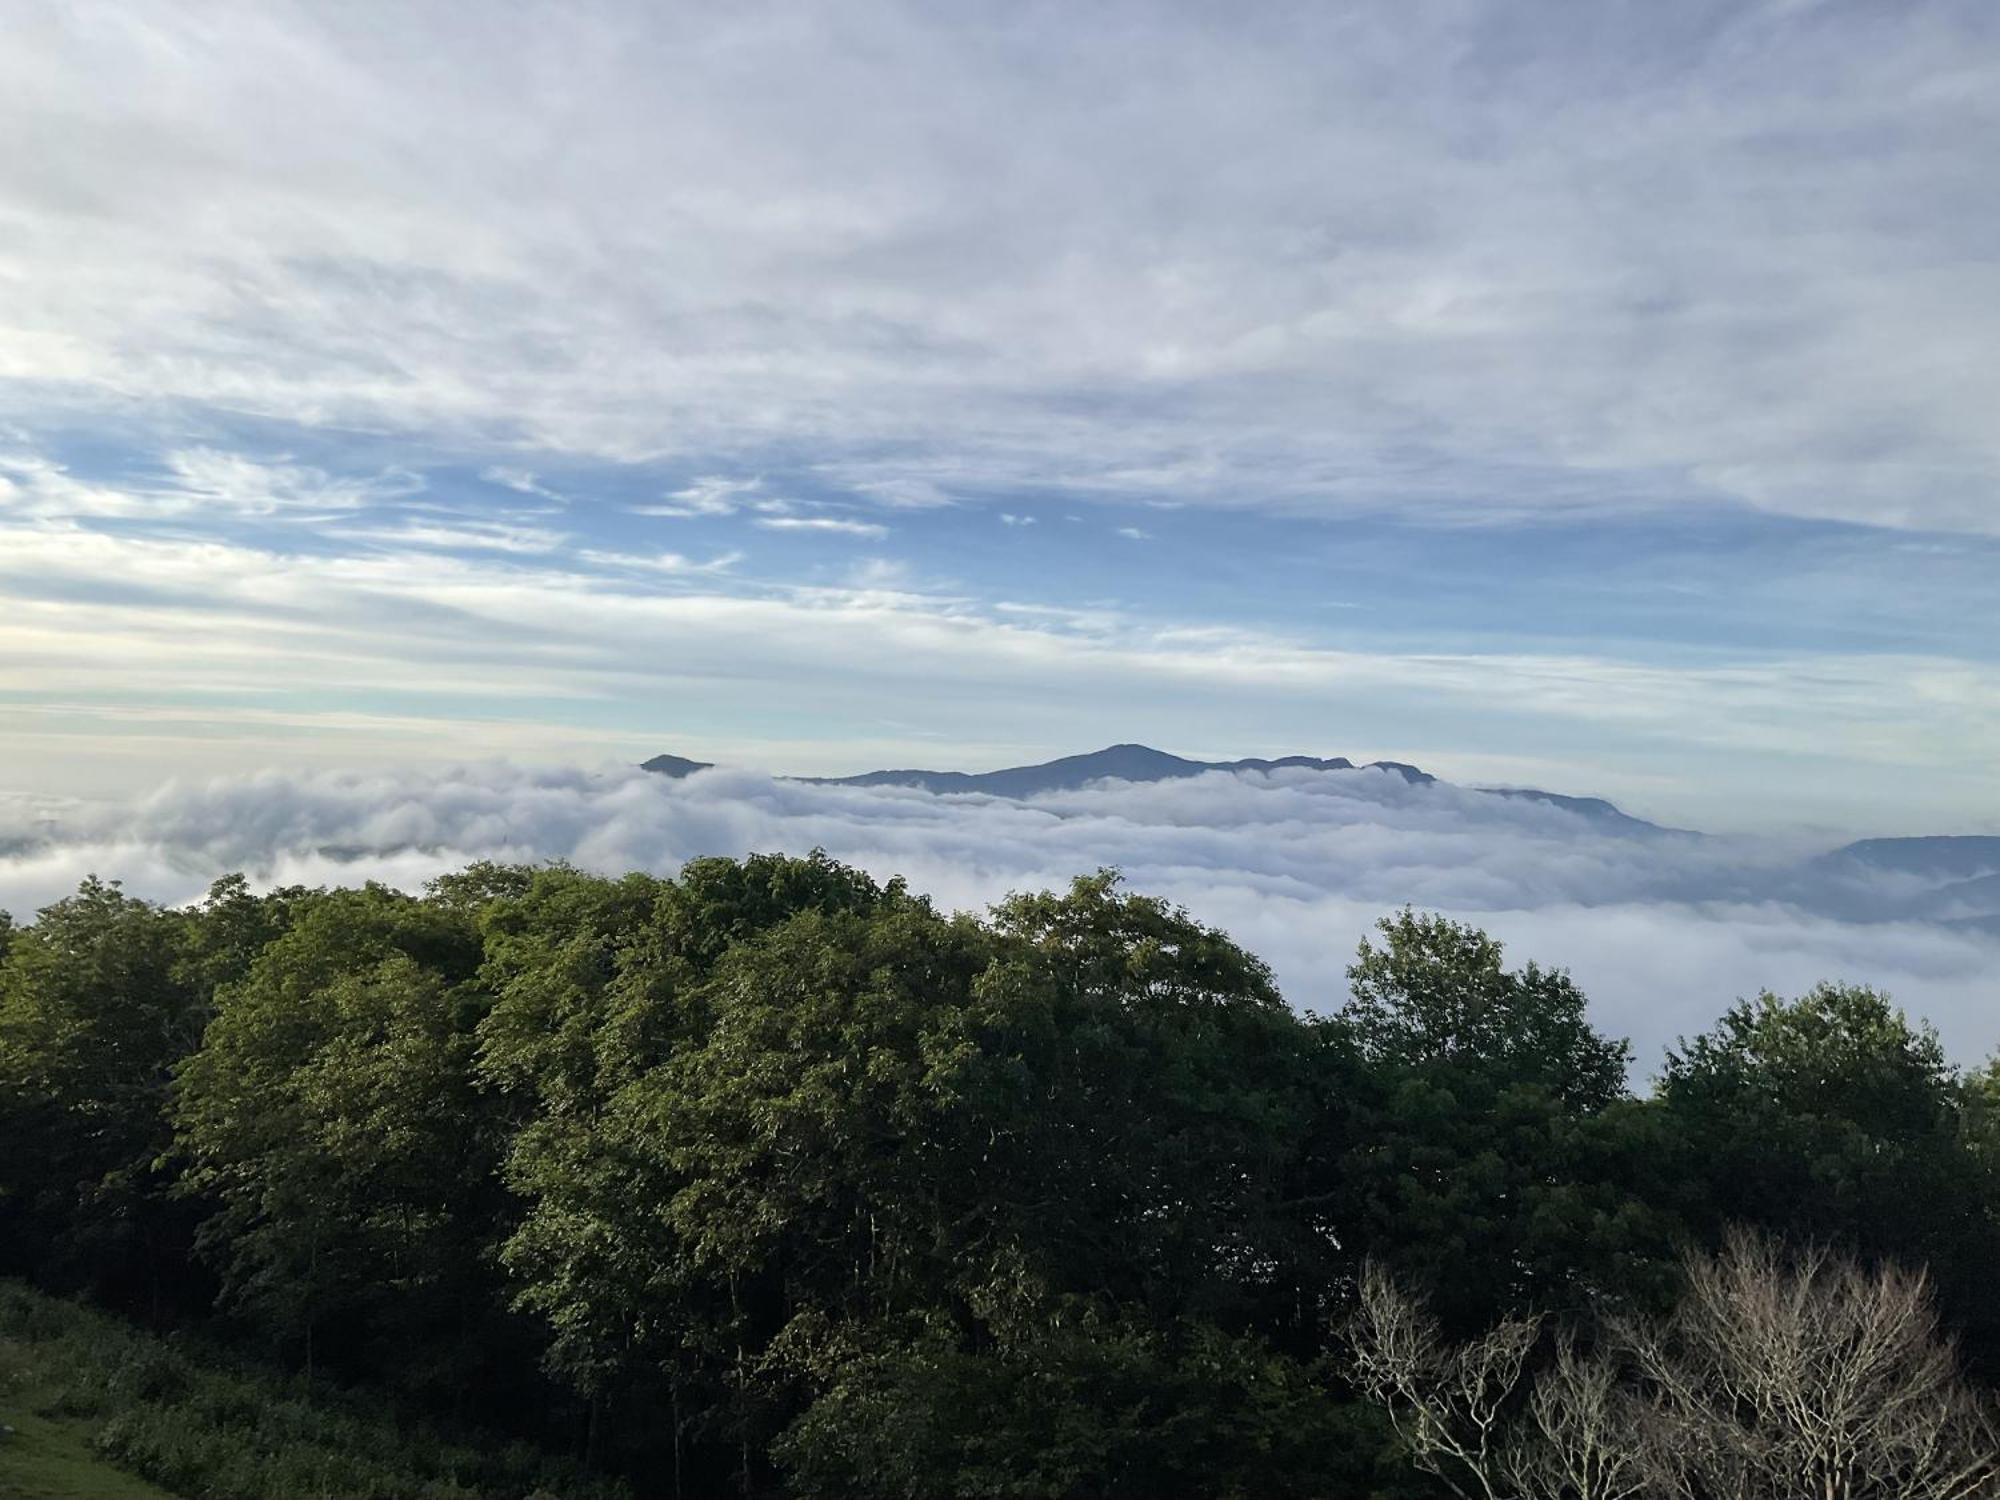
left=1346, top=1234, right=2000, bottom=1500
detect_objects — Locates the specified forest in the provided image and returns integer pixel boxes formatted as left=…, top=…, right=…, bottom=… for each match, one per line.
left=3, top=854, right=1999, bottom=1498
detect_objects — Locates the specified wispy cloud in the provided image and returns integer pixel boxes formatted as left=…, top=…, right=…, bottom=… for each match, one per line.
left=339, top=519, right=569, bottom=554
left=576, top=547, right=743, bottom=574
left=637, top=476, right=764, bottom=518
left=3, top=5, right=1998, bottom=532
left=755, top=516, right=889, bottom=539
left=845, top=477, right=954, bottom=510
left=0, top=514, right=1994, bottom=828
left=163, top=449, right=420, bottom=516
left=480, top=466, right=565, bottom=504
left=0, top=449, right=417, bottom=521
left=1, top=4, right=1996, bottom=837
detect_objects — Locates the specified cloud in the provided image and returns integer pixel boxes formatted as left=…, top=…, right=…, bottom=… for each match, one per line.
left=338, top=519, right=570, bottom=554
left=3, top=4, right=1998, bottom=532
left=480, top=466, right=565, bottom=503
left=162, top=449, right=420, bottom=517
left=844, top=478, right=955, bottom=510
left=0, top=453, right=149, bottom=519
left=755, top=516, right=890, bottom=539
left=2, top=762, right=1995, bottom=1068
left=637, top=476, right=765, bottom=518
left=575, top=548, right=743, bottom=575
left=0, top=514, right=1996, bottom=828
left=0, top=449, right=416, bottom=521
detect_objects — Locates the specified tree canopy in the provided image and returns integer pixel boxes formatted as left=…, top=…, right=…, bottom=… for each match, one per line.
left=3, top=856, right=1997, bottom=1497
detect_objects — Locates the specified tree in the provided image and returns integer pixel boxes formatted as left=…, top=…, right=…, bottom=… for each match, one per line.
left=1347, top=1259, right=1660, bottom=1500
left=1321, top=912, right=1667, bottom=1331
left=1626, top=1231, right=2000, bottom=1500
left=493, top=864, right=1342, bottom=1497
left=778, top=1313, right=1349, bottom=1500
left=487, top=855, right=934, bottom=1489
left=0, top=877, right=199, bottom=1307
left=173, top=873, right=309, bottom=999
left=171, top=883, right=501, bottom=1390
left=1346, top=1231, right=2000, bottom=1500
left=767, top=873, right=1338, bottom=1498
left=968, top=873, right=1324, bottom=1325
left=1659, top=984, right=2000, bottom=1366
left=1342, top=910, right=1627, bottom=1112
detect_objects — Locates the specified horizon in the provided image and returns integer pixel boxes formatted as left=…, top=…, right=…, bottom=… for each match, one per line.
left=3, top=3, right=1998, bottom=1060
left=1, top=4, right=1998, bottom=835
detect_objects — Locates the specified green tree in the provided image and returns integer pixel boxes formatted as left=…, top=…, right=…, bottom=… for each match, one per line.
left=486, top=855, right=926, bottom=1485
left=771, top=875, right=1345, bottom=1497
left=173, top=873, right=309, bottom=999
left=779, top=1313, right=1354, bottom=1500
left=1659, top=982, right=2000, bottom=1366
left=967, top=874, right=1325, bottom=1328
left=0, top=877, right=199, bottom=1308
left=1342, top=909, right=1627, bottom=1111
left=171, top=882, right=502, bottom=1390
left=492, top=864, right=1346, bottom=1497
left=1321, top=912, right=1671, bottom=1331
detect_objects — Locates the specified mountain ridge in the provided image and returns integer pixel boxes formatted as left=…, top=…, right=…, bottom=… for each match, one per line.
left=641, top=742, right=1678, bottom=836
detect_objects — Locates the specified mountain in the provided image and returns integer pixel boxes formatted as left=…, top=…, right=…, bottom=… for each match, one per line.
left=640, top=752, right=713, bottom=777
left=1820, top=835, right=2000, bottom=881
left=640, top=741, right=1674, bottom=834
left=627, top=745, right=1995, bottom=927
left=1803, top=835, right=2000, bottom=934
left=1483, top=787, right=1673, bottom=838
left=806, top=744, right=1372, bottom=799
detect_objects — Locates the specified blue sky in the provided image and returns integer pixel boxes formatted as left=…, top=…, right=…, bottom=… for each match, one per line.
left=3, top=0, right=1998, bottom=834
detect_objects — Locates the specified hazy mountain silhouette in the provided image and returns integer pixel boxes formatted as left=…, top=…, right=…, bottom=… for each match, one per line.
left=1820, top=835, right=2000, bottom=881
left=641, top=742, right=1682, bottom=835
left=639, top=752, right=713, bottom=777
left=808, top=744, right=1377, bottom=800
left=637, top=746, right=2000, bottom=929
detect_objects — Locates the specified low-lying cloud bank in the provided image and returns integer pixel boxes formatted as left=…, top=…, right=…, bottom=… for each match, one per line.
left=2, top=763, right=1995, bottom=1070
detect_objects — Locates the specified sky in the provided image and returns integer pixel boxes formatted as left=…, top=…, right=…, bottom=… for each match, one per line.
left=2, top=0, right=1998, bottom=843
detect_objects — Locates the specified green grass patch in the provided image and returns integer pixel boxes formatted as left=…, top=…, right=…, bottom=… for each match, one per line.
left=0, top=1281, right=626, bottom=1500
left=0, top=1396, right=176, bottom=1500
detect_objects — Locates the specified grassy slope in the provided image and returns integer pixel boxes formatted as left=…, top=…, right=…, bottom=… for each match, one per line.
left=0, top=1400, right=177, bottom=1500
left=0, top=1304, right=175, bottom=1500
left=0, top=1281, right=624, bottom=1500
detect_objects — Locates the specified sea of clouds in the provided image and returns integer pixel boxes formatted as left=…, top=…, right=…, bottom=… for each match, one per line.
left=2, top=762, right=1995, bottom=1071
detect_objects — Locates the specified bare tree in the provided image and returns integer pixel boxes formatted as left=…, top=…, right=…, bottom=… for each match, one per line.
left=1620, top=1229, right=2000, bottom=1500
left=1344, top=1232, right=2000, bottom=1500
left=1501, top=1332, right=1657, bottom=1500
left=1347, top=1264, right=1624, bottom=1500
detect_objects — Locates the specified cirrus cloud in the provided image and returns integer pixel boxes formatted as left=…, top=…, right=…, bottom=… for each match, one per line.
left=3, top=3, right=1999, bottom=531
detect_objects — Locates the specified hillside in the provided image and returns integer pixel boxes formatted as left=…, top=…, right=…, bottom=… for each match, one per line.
left=0, top=1283, right=621, bottom=1500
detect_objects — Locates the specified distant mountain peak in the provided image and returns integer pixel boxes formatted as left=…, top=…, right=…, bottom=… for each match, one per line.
left=639, top=752, right=712, bottom=778
left=638, top=742, right=1672, bottom=835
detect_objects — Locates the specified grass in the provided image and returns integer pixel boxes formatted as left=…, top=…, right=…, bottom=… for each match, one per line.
left=0, top=1305, right=181, bottom=1500
left=0, top=1397, right=176, bottom=1500
left=0, top=1280, right=627, bottom=1500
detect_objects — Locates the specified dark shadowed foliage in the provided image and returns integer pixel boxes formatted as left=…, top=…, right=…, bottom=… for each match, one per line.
left=4, top=854, right=1998, bottom=1497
